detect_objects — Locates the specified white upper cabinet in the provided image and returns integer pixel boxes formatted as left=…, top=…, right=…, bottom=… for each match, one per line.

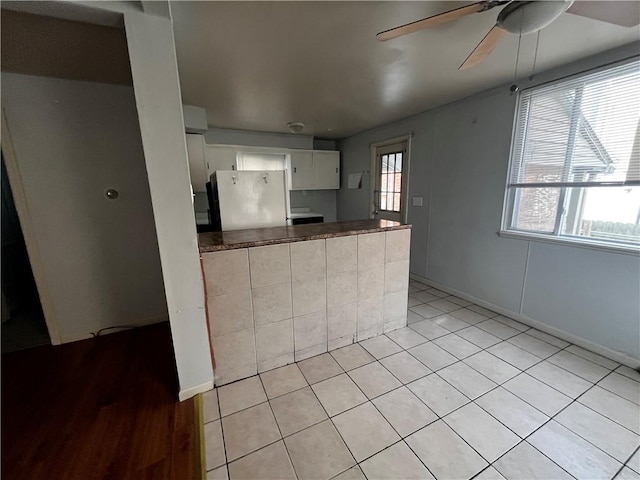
left=186, top=134, right=208, bottom=192
left=290, top=150, right=315, bottom=190
left=290, top=150, right=340, bottom=190
left=313, top=151, right=340, bottom=190
left=204, top=145, right=238, bottom=177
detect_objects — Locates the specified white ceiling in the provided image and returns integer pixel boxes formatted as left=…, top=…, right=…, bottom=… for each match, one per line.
left=172, top=1, right=640, bottom=139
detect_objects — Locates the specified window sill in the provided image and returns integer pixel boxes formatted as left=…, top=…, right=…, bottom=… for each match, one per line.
left=498, top=230, right=640, bottom=256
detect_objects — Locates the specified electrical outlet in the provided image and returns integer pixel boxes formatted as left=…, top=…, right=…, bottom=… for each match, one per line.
left=412, top=196, right=423, bottom=207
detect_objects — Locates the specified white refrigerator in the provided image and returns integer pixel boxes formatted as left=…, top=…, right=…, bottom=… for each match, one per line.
left=211, top=170, right=289, bottom=231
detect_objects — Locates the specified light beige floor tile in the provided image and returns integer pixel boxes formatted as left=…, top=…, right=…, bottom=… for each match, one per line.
left=333, top=402, right=400, bottom=462
left=466, top=304, right=497, bottom=318
left=372, top=386, right=438, bottom=437
left=456, top=326, right=502, bottom=349
left=411, top=290, right=439, bottom=304
left=203, top=388, right=220, bottom=423
left=330, top=344, right=375, bottom=371
left=444, top=403, right=519, bottom=462
left=527, top=361, right=592, bottom=398
left=407, top=295, right=422, bottom=307
left=445, top=295, right=473, bottom=307
left=221, top=402, right=281, bottom=462
left=579, top=385, right=640, bottom=434
left=380, top=351, right=431, bottom=384
left=218, top=376, right=267, bottom=417
left=438, top=362, right=497, bottom=399
left=407, top=374, right=469, bottom=417
left=529, top=421, right=622, bottom=480
left=385, top=327, right=428, bottom=349
left=599, top=373, right=640, bottom=405
left=555, top=402, right=640, bottom=463
left=205, top=419, right=226, bottom=471
left=207, top=466, right=229, bottom=480
left=493, top=442, right=573, bottom=480
left=359, top=335, right=403, bottom=359
left=566, top=345, right=620, bottom=369
left=269, top=386, right=328, bottom=437
left=524, top=328, right=569, bottom=347
left=360, top=441, right=435, bottom=480
left=503, top=373, right=572, bottom=416
left=297, top=353, right=343, bottom=385
left=433, top=333, right=481, bottom=359
left=617, top=466, right=640, bottom=480
left=431, top=314, right=471, bottom=332
left=474, top=466, right=507, bottom=480
left=428, top=298, right=461, bottom=313
left=617, top=366, right=640, bottom=382
left=228, top=440, right=296, bottom=480
left=426, top=288, right=449, bottom=298
left=476, top=319, right=521, bottom=340
left=409, top=319, right=450, bottom=340
left=476, top=387, right=549, bottom=438
left=464, top=351, right=520, bottom=384
left=488, top=342, right=542, bottom=370
left=491, top=315, right=529, bottom=332
left=331, top=466, right=366, bottom=480
left=408, top=342, right=457, bottom=371
left=410, top=303, right=445, bottom=319
left=547, top=350, right=611, bottom=382
left=260, top=364, right=308, bottom=399
left=628, top=449, right=640, bottom=474
left=311, top=373, right=367, bottom=416
left=407, top=311, right=425, bottom=325
left=406, top=420, right=488, bottom=480
left=348, top=361, right=402, bottom=399
left=449, top=308, right=489, bottom=325
left=285, top=420, right=355, bottom=480
left=508, top=333, right=561, bottom=359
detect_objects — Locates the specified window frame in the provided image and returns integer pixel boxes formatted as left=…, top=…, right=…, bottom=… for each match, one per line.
left=500, top=57, right=640, bottom=255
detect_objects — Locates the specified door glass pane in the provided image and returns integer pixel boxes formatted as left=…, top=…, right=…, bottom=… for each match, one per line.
left=393, top=193, right=401, bottom=212
left=379, top=150, right=405, bottom=213
left=395, top=153, right=402, bottom=172
left=380, top=193, right=387, bottom=210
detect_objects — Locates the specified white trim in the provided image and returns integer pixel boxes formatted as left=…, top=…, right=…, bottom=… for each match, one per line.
left=179, top=380, right=214, bottom=402
left=498, top=230, right=639, bottom=256
left=1, top=109, right=62, bottom=345
left=369, top=134, right=412, bottom=223
left=409, top=273, right=640, bottom=369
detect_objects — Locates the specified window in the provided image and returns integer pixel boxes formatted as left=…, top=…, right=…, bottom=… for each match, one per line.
left=380, top=150, right=403, bottom=212
left=502, top=59, right=640, bottom=251
left=372, top=138, right=409, bottom=223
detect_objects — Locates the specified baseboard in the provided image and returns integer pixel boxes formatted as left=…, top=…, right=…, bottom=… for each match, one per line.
left=179, top=380, right=214, bottom=402
left=58, top=315, right=170, bottom=344
left=410, top=273, right=640, bottom=369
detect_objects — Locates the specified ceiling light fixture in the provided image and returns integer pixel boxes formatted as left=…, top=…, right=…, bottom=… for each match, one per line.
left=287, top=121, right=304, bottom=134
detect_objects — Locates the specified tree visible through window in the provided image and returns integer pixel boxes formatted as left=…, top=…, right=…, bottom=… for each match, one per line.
left=503, top=59, right=640, bottom=248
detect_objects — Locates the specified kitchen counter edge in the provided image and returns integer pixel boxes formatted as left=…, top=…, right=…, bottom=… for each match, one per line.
left=198, top=220, right=411, bottom=253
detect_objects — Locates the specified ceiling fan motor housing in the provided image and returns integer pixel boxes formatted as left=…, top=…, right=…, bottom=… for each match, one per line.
left=497, top=0, right=574, bottom=34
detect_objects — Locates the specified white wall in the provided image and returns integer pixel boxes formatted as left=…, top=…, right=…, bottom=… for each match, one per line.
left=1, top=73, right=168, bottom=342
left=337, top=43, right=640, bottom=363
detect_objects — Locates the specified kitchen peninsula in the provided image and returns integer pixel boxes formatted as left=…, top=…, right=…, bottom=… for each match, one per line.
left=200, top=220, right=411, bottom=386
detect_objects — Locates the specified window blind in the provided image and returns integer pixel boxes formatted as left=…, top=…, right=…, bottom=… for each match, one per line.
left=509, top=59, right=640, bottom=188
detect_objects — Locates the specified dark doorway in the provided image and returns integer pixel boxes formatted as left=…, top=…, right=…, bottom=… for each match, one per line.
left=1, top=153, right=50, bottom=352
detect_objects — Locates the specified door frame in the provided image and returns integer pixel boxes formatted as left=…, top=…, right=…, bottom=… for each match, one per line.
left=369, top=134, right=412, bottom=223
left=2, top=109, right=61, bottom=344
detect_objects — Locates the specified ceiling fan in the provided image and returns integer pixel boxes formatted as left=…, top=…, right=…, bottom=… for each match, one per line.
left=377, top=1, right=640, bottom=70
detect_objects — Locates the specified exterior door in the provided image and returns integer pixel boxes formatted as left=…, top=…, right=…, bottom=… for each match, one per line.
left=372, top=139, right=409, bottom=222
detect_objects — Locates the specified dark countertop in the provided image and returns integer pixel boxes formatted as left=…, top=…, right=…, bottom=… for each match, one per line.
left=198, top=219, right=411, bottom=253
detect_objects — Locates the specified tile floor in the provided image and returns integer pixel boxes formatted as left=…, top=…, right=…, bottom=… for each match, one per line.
left=202, top=279, right=640, bottom=480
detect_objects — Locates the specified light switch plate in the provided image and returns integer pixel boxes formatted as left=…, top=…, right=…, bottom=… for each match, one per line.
left=412, top=196, right=423, bottom=207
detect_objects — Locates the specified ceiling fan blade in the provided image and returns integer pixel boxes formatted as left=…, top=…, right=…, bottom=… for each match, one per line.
left=459, top=25, right=508, bottom=70
left=566, top=1, right=640, bottom=27
left=377, top=1, right=500, bottom=42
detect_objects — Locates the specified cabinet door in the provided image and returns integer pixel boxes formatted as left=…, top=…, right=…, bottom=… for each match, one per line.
left=313, top=151, right=340, bottom=189
left=204, top=146, right=237, bottom=177
left=290, top=150, right=315, bottom=190
left=186, top=134, right=208, bottom=192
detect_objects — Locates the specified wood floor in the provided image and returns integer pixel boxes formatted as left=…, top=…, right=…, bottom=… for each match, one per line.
left=2, top=322, right=199, bottom=480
